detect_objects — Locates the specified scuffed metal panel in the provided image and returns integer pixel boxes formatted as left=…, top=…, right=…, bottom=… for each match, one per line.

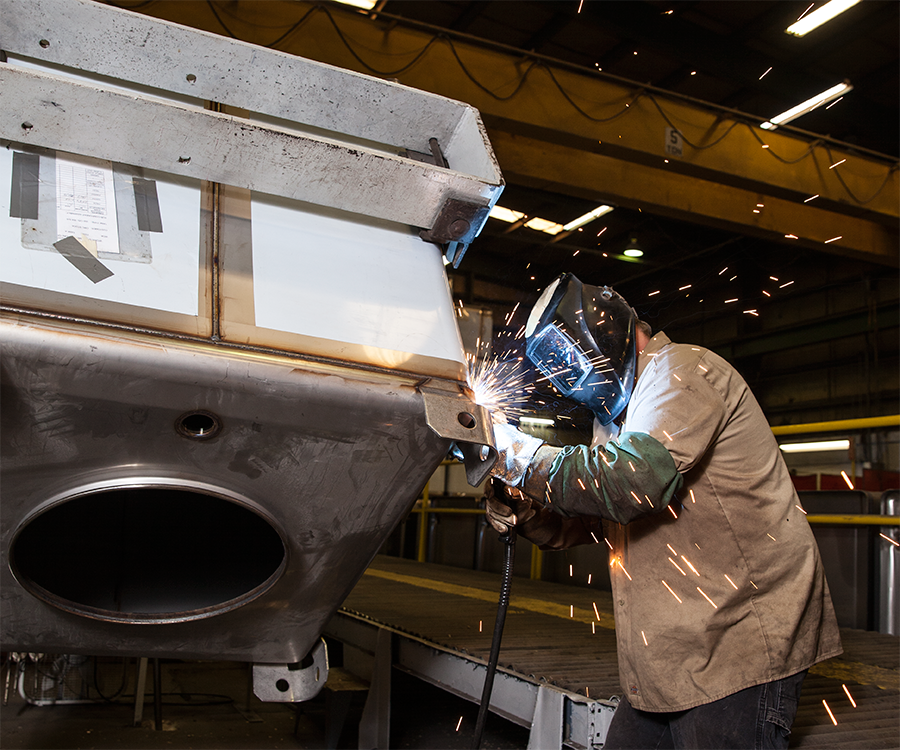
left=0, top=316, right=453, bottom=661
left=0, top=0, right=501, bottom=668
left=1, top=65, right=501, bottom=232
left=1, top=0, right=501, bottom=182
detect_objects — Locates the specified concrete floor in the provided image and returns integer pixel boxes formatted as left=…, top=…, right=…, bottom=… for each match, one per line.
left=1, top=657, right=529, bottom=749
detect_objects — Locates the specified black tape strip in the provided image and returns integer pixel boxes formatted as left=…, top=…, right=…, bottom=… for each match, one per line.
left=53, top=236, right=114, bottom=284
left=10, top=152, right=40, bottom=220
left=133, top=177, right=163, bottom=232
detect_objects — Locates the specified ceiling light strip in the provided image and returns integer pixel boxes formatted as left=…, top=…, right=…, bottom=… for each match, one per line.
left=785, top=0, right=860, bottom=37
left=760, top=82, right=852, bottom=130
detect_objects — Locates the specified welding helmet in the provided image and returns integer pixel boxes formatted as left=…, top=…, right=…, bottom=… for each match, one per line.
left=524, top=273, right=638, bottom=425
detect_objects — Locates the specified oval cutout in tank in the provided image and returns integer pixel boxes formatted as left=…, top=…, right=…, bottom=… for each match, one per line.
left=9, top=487, right=286, bottom=624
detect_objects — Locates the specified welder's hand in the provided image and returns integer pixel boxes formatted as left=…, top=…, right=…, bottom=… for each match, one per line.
left=484, top=478, right=534, bottom=533
left=485, top=495, right=516, bottom=533
left=491, top=422, right=544, bottom=487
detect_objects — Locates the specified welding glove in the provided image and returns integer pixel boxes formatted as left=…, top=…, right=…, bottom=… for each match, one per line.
left=490, top=422, right=544, bottom=487
left=484, top=477, right=538, bottom=533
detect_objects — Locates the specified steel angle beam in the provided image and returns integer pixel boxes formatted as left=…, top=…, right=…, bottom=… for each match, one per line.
left=0, top=0, right=503, bottom=189
left=1, top=65, right=501, bottom=232
left=491, top=131, right=899, bottom=267
left=325, top=610, right=616, bottom=749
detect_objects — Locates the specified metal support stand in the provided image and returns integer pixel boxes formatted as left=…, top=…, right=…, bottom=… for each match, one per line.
left=152, top=658, right=162, bottom=731
left=133, top=658, right=147, bottom=727
left=879, top=490, right=899, bottom=634
left=358, top=629, right=392, bottom=750
left=527, top=685, right=564, bottom=750
left=133, top=657, right=162, bottom=729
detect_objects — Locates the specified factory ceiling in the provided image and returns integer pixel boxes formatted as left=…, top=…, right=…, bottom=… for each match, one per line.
left=102, top=0, right=898, bottom=425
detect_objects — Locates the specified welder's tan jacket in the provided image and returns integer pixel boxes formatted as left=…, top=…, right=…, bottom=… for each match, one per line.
left=518, top=332, right=842, bottom=712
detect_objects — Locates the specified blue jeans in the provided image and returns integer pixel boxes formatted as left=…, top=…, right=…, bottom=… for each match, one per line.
left=603, top=670, right=807, bottom=750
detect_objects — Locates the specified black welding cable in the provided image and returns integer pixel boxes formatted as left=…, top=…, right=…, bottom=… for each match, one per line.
left=472, top=526, right=516, bottom=750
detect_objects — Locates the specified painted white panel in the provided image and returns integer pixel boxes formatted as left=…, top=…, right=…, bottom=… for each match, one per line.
left=250, top=195, right=466, bottom=366
left=0, top=149, right=202, bottom=317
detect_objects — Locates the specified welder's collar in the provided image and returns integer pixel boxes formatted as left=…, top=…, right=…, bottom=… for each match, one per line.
left=636, top=332, right=671, bottom=381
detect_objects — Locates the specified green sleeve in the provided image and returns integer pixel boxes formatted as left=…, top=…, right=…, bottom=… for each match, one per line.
left=522, top=431, right=683, bottom=524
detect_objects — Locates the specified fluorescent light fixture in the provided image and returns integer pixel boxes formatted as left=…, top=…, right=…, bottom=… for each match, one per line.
left=760, top=81, right=852, bottom=130
left=333, top=0, right=378, bottom=9
left=785, top=0, right=860, bottom=37
left=520, top=416, right=555, bottom=426
left=779, top=439, right=850, bottom=453
left=524, top=217, right=565, bottom=235
left=562, top=205, right=614, bottom=232
left=489, top=205, right=526, bottom=223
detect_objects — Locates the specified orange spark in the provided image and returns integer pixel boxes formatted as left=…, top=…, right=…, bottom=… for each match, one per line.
left=681, top=555, right=700, bottom=576
left=662, top=580, right=682, bottom=603
left=697, top=587, right=718, bottom=609
left=842, top=684, right=856, bottom=708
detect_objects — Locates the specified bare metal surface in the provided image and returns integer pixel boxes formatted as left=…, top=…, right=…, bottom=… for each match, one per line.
left=1, top=0, right=502, bottom=183
left=0, top=0, right=500, bottom=675
left=1, top=0, right=503, bottom=234
left=0, top=317, right=451, bottom=662
left=0, top=65, right=501, bottom=232
left=252, top=639, right=329, bottom=703
left=420, top=385, right=497, bottom=485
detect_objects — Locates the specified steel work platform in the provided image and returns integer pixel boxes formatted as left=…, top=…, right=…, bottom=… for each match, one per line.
left=326, top=555, right=900, bottom=749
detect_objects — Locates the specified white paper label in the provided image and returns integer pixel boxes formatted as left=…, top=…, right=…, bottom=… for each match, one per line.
left=56, top=154, right=120, bottom=254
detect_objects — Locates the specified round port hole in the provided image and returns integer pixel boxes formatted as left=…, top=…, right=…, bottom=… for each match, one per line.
left=9, top=486, right=286, bottom=623
left=457, top=411, right=477, bottom=429
left=176, top=410, right=221, bottom=440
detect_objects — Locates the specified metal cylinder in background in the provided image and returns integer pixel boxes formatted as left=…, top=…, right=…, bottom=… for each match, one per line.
left=878, top=490, right=899, bottom=635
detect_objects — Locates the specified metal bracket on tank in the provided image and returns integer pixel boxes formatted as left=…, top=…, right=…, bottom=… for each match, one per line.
left=420, top=387, right=497, bottom=486
left=252, top=638, right=328, bottom=703
left=419, top=198, right=492, bottom=269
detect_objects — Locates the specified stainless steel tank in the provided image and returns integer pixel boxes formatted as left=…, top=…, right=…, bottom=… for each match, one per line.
left=0, top=0, right=501, bottom=686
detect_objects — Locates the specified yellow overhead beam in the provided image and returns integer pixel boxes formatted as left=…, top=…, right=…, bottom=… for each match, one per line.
left=133, top=3, right=896, bottom=208
left=492, top=131, right=898, bottom=265
left=124, top=2, right=898, bottom=261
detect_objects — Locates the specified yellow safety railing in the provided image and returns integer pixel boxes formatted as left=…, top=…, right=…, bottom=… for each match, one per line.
left=806, top=515, right=900, bottom=526
left=770, top=415, right=899, bottom=435
left=409, top=417, right=898, bottom=571
left=409, top=490, right=545, bottom=577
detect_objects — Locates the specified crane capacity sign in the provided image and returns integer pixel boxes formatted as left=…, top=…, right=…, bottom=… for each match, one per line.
left=665, top=127, right=684, bottom=158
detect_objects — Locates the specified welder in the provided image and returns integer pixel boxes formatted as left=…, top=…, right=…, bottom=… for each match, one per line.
left=486, top=273, right=841, bottom=749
